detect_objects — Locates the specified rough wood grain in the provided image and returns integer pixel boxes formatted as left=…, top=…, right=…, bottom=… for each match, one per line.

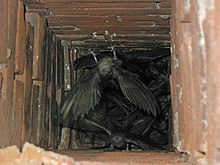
left=22, top=22, right=34, bottom=145
left=0, top=71, right=5, bottom=147
left=0, top=0, right=7, bottom=63
left=24, top=0, right=171, bottom=50
left=15, top=0, right=26, bottom=75
left=30, top=84, right=40, bottom=144
left=1, top=0, right=18, bottom=147
left=26, top=12, right=46, bottom=80
left=12, top=80, right=24, bottom=149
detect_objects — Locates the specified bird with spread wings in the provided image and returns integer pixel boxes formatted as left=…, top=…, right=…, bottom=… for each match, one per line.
left=61, top=50, right=160, bottom=122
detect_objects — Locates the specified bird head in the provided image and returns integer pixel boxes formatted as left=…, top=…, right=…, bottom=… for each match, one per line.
left=98, top=57, right=114, bottom=81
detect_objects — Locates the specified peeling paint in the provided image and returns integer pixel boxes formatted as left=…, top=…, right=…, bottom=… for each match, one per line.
left=7, top=48, right=12, bottom=59
left=173, top=112, right=185, bottom=152
left=176, top=84, right=183, bottom=104
left=172, top=44, right=179, bottom=69
left=174, top=55, right=179, bottom=69
left=173, top=112, right=179, bottom=147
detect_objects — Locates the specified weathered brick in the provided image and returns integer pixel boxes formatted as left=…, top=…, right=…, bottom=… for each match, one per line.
left=21, top=142, right=75, bottom=165
left=12, top=80, right=24, bottom=149
left=15, top=0, right=26, bottom=74
left=26, top=12, right=46, bottom=81
left=0, top=145, right=21, bottom=164
left=29, top=84, right=40, bottom=145
left=21, top=22, right=34, bottom=145
left=0, top=0, right=7, bottom=63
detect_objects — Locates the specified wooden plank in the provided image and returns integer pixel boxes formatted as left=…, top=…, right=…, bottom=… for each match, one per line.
left=26, top=2, right=171, bottom=10
left=68, top=42, right=170, bottom=50
left=22, top=22, right=34, bottom=145
left=51, top=99, right=59, bottom=149
left=57, top=44, right=65, bottom=142
left=1, top=0, right=18, bottom=147
left=47, top=15, right=171, bottom=22
left=49, top=25, right=170, bottom=32
left=62, top=41, right=72, bottom=91
left=47, top=83, right=52, bottom=148
left=15, top=0, right=26, bottom=75
left=69, top=47, right=75, bottom=87
left=49, top=8, right=171, bottom=16
left=71, top=48, right=78, bottom=85
left=56, top=33, right=170, bottom=41
left=47, top=31, right=52, bottom=85
left=12, top=80, right=24, bottom=149
left=35, top=0, right=171, bottom=2
left=56, top=39, right=62, bottom=88
left=52, top=29, right=169, bottom=36
left=7, top=0, right=18, bottom=50
left=24, top=0, right=40, bottom=3
left=49, top=22, right=167, bottom=29
left=0, top=72, right=3, bottom=103
left=59, top=40, right=170, bottom=47
left=0, top=0, right=7, bottom=63
left=26, top=12, right=46, bottom=80
left=0, top=71, right=5, bottom=147
left=50, top=35, right=59, bottom=149
left=37, top=29, right=49, bottom=147
left=48, top=21, right=168, bottom=27
left=44, top=94, right=50, bottom=148
left=46, top=35, right=59, bottom=148
left=30, top=84, right=40, bottom=144
left=206, top=2, right=220, bottom=163
left=0, top=99, right=5, bottom=147
left=56, top=88, right=62, bottom=144
left=1, top=56, right=14, bottom=147
left=33, top=80, right=44, bottom=146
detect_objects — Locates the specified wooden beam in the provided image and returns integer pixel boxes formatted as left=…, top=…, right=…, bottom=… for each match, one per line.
left=49, top=22, right=169, bottom=27
left=30, top=84, right=40, bottom=144
left=22, top=22, right=34, bottom=145
left=39, top=8, right=171, bottom=16
left=51, top=29, right=169, bottom=36
left=26, top=12, right=47, bottom=81
left=25, top=0, right=171, bottom=3
left=15, top=0, right=26, bottom=75
left=25, top=2, right=171, bottom=10
left=12, top=80, right=24, bottom=149
left=1, top=0, right=18, bottom=147
left=46, top=15, right=170, bottom=22
left=55, top=33, right=170, bottom=39
left=0, top=0, right=7, bottom=63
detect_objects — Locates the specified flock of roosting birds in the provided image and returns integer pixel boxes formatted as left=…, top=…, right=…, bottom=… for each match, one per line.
left=60, top=47, right=171, bottom=151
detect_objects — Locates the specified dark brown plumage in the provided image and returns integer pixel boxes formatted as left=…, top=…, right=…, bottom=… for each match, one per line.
left=61, top=54, right=160, bottom=121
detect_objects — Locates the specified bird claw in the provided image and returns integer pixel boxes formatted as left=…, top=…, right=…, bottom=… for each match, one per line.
left=109, top=144, right=115, bottom=151
left=88, top=49, right=98, bottom=63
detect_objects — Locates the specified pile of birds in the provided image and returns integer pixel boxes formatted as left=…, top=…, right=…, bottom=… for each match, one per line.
left=60, top=47, right=171, bottom=151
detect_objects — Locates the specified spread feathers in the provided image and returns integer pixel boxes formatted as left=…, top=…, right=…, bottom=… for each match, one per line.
left=61, top=55, right=160, bottom=121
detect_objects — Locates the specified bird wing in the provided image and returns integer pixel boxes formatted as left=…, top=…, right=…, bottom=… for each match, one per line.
left=113, top=67, right=160, bottom=116
left=61, top=69, right=102, bottom=121
left=74, top=54, right=97, bottom=70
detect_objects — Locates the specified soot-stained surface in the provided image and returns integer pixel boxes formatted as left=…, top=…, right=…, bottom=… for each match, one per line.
left=57, top=151, right=190, bottom=165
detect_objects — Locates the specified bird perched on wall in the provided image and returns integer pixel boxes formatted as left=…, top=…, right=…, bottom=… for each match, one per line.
left=61, top=49, right=160, bottom=122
